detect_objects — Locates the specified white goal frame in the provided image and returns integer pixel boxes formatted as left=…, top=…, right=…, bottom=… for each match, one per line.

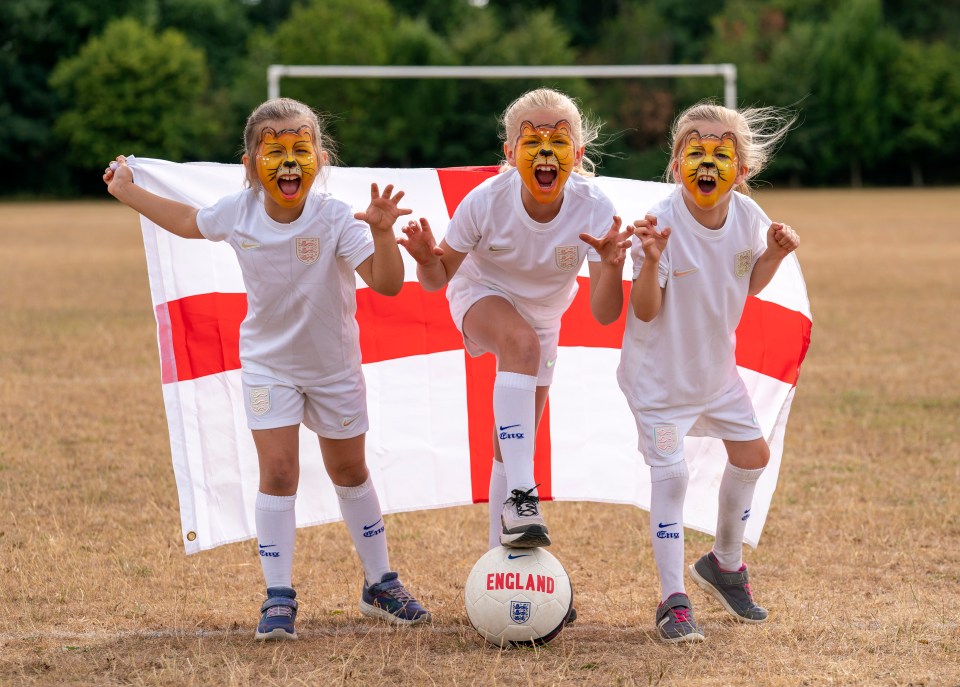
left=267, top=64, right=738, bottom=109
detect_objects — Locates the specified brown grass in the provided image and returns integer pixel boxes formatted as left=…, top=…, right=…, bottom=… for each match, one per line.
left=1, top=190, right=958, bottom=686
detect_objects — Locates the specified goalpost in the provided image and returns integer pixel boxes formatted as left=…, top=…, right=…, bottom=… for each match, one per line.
left=267, top=64, right=738, bottom=109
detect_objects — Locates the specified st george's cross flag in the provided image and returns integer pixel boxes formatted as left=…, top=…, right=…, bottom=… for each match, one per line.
left=128, top=158, right=811, bottom=554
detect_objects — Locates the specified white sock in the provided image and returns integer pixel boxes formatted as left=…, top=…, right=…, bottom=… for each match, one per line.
left=255, top=492, right=297, bottom=590
left=649, top=463, right=689, bottom=603
left=335, top=477, right=391, bottom=586
left=713, top=462, right=765, bottom=571
left=488, top=459, right=508, bottom=549
left=493, top=371, right=538, bottom=494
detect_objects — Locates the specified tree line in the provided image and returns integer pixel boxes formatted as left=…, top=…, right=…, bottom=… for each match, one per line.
left=2, top=0, right=958, bottom=197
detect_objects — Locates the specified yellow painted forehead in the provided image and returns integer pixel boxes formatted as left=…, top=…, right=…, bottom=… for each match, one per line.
left=259, top=125, right=314, bottom=145
left=682, top=129, right=738, bottom=149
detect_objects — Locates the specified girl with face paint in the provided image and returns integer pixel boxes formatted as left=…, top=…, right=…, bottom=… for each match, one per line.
left=399, top=88, right=630, bottom=570
left=103, top=97, right=430, bottom=640
left=614, top=101, right=799, bottom=643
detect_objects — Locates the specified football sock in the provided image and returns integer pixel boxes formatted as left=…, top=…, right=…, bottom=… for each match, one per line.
left=713, top=462, right=765, bottom=571
left=493, top=371, right=538, bottom=494
left=649, top=462, right=689, bottom=603
left=335, top=477, right=391, bottom=586
left=488, top=459, right=508, bottom=549
left=255, top=491, right=297, bottom=590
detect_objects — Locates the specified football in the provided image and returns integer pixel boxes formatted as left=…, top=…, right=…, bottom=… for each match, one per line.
left=464, top=546, right=573, bottom=647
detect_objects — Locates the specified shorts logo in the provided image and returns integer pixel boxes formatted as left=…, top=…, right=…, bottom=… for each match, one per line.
left=341, top=414, right=361, bottom=428
left=249, top=386, right=270, bottom=416
left=734, top=249, right=752, bottom=278
left=296, top=237, right=321, bottom=265
left=555, top=245, right=578, bottom=271
left=510, top=600, right=531, bottom=624
left=653, top=424, right=679, bottom=456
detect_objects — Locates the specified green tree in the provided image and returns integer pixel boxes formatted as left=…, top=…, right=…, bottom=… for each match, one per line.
left=888, top=40, right=960, bottom=185
left=50, top=18, right=217, bottom=179
left=0, top=0, right=139, bottom=194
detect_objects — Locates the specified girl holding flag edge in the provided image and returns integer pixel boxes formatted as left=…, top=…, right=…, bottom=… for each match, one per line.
left=103, top=97, right=431, bottom=640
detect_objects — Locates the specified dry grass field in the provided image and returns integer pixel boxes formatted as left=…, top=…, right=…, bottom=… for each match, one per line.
left=1, top=189, right=958, bottom=686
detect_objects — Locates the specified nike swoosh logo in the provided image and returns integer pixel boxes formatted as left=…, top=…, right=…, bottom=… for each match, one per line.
left=498, top=424, right=520, bottom=431
left=240, top=241, right=261, bottom=250
left=657, top=522, right=678, bottom=528
left=507, top=554, right=530, bottom=560
left=363, top=519, right=382, bottom=531
left=489, top=246, right=514, bottom=252
left=672, top=267, right=698, bottom=278
left=341, top=414, right=361, bottom=427
left=258, top=544, right=276, bottom=549
left=545, top=359, right=556, bottom=368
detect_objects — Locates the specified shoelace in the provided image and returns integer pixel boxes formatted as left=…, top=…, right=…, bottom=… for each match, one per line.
left=379, top=580, right=416, bottom=604
left=508, top=486, right=540, bottom=517
left=671, top=607, right=692, bottom=623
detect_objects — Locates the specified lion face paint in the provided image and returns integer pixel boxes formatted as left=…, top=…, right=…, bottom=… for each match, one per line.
left=678, top=130, right=740, bottom=209
left=513, top=119, right=576, bottom=205
left=255, top=126, right=318, bottom=208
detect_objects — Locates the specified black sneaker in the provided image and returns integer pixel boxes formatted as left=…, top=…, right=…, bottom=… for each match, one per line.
left=655, top=593, right=705, bottom=643
left=359, top=572, right=432, bottom=626
left=689, top=552, right=768, bottom=623
left=255, top=587, right=298, bottom=640
left=500, top=486, right=551, bottom=548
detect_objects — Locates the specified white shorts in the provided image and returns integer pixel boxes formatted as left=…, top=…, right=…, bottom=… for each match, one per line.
left=241, top=370, right=369, bottom=439
left=631, top=378, right=763, bottom=467
left=447, top=279, right=560, bottom=386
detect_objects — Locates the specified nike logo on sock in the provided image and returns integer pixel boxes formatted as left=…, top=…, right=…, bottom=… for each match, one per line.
left=362, top=519, right=383, bottom=531
left=658, top=522, right=678, bottom=528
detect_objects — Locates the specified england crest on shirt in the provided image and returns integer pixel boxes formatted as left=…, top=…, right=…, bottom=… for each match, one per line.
left=555, top=245, right=578, bottom=271
left=734, top=249, right=752, bottom=278
left=296, top=237, right=321, bottom=265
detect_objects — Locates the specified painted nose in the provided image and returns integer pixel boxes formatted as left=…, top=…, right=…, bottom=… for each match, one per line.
left=538, top=148, right=552, bottom=158
left=282, top=159, right=297, bottom=168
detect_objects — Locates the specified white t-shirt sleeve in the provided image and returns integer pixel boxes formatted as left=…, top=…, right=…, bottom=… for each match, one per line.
left=443, top=191, right=482, bottom=254
left=584, top=187, right=617, bottom=263
left=196, top=192, right=241, bottom=242
left=334, top=203, right=376, bottom=270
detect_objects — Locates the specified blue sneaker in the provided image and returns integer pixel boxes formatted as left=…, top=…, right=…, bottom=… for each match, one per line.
left=255, top=586, right=298, bottom=640
left=359, top=572, right=431, bottom=626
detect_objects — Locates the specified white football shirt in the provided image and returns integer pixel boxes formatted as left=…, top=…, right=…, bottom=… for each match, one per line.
left=197, top=188, right=374, bottom=386
left=444, top=169, right=616, bottom=328
left=618, top=188, right=769, bottom=410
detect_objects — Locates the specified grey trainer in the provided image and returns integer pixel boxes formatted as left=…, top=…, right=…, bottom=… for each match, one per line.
left=689, top=552, right=768, bottom=623
left=656, top=593, right=705, bottom=643
left=500, top=486, right=551, bottom=548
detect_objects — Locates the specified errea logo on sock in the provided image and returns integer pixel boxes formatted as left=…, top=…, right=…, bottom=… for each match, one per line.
left=259, top=544, right=280, bottom=558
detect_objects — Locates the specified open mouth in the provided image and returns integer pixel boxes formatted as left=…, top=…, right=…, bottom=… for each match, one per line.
left=696, top=168, right=718, bottom=195
left=277, top=174, right=302, bottom=198
left=534, top=165, right=558, bottom=190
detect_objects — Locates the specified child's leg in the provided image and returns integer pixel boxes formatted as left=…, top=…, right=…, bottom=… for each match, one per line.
left=252, top=425, right=301, bottom=590
left=713, top=438, right=769, bottom=570
left=649, top=461, right=689, bottom=601
left=488, top=385, right=550, bottom=549
left=320, top=434, right=390, bottom=586
left=463, top=297, right=540, bottom=493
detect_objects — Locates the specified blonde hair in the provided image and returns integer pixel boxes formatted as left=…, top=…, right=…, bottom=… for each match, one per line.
left=241, top=97, right=337, bottom=189
left=665, top=101, right=796, bottom=195
left=499, top=88, right=602, bottom=176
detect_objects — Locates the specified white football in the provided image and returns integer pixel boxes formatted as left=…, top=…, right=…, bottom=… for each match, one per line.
left=464, top=546, right=573, bottom=647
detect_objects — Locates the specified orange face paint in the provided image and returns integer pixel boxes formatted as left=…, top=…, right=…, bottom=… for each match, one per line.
left=513, top=120, right=576, bottom=205
left=255, top=125, right=318, bottom=208
left=679, top=130, right=740, bottom=209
